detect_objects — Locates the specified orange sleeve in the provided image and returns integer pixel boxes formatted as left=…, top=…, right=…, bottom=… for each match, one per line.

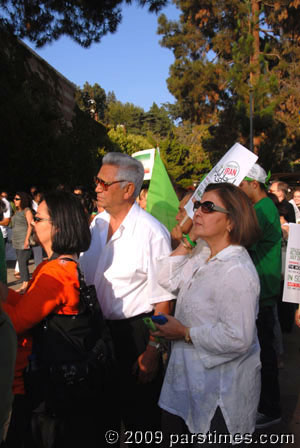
left=6, top=288, right=23, bottom=306
left=3, top=260, right=79, bottom=334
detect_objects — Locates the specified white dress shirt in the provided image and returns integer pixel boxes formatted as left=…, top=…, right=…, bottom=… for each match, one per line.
left=157, top=245, right=261, bottom=436
left=80, top=202, right=174, bottom=319
left=0, top=198, right=11, bottom=239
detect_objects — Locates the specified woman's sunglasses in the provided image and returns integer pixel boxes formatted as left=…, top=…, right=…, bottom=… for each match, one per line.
left=33, top=216, right=51, bottom=223
left=193, top=200, right=229, bottom=214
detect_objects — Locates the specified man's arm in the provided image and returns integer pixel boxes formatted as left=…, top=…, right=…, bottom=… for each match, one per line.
left=133, top=300, right=173, bottom=384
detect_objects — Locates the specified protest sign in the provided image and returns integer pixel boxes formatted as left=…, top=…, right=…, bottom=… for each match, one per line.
left=132, top=149, right=155, bottom=180
left=184, top=142, right=258, bottom=218
left=283, top=224, right=300, bottom=304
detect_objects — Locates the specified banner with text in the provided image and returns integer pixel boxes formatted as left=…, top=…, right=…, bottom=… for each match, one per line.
left=283, top=224, right=300, bottom=304
left=184, top=142, right=258, bottom=218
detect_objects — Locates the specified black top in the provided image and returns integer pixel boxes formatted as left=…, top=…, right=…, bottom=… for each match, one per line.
left=281, top=199, right=296, bottom=223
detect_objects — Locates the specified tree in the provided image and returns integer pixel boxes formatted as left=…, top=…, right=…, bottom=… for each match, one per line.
left=108, top=126, right=152, bottom=155
left=75, top=82, right=107, bottom=121
left=158, top=0, right=300, bottom=170
left=105, top=101, right=145, bottom=134
left=160, top=123, right=212, bottom=187
left=142, top=102, right=173, bottom=137
left=0, top=0, right=168, bottom=47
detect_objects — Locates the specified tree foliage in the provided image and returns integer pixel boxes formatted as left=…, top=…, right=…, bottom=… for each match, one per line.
left=105, top=101, right=145, bottom=133
left=160, top=123, right=212, bottom=187
left=107, top=126, right=152, bottom=155
left=157, top=0, right=300, bottom=170
left=142, top=102, right=173, bottom=137
left=75, top=82, right=107, bottom=121
left=0, top=0, right=168, bottom=47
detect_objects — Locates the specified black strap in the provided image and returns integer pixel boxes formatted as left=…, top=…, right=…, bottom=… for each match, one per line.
left=58, top=257, right=87, bottom=307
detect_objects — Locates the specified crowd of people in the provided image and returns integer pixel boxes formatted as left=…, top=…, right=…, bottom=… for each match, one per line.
left=0, top=154, right=300, bottom=448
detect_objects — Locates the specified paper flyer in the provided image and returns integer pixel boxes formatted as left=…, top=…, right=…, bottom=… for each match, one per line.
left=283, top=224, right=300, bottom=304
left=132, top=149, right=155, bottom=180
left=184, top=142, right=258, bottom=218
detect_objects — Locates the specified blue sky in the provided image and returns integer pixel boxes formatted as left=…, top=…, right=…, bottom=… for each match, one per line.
left=24, top=3, right=180, bottom=112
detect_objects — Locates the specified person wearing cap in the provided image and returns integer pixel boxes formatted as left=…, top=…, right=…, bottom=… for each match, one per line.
left=269, top=181, right=296, bottom=223
left=240, top=163, right=282, bottom=429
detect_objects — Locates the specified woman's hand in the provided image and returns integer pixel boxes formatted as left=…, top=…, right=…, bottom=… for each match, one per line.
left=171, top=224, right=184, bottom=244
left=151, top=314, right=187, bottom=341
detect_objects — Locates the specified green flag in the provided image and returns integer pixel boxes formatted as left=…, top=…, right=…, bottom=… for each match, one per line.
left=146, top=150, right=179, bottom=231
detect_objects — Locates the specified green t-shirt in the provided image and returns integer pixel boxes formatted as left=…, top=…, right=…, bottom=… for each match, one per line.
left=248, top=196, right=282, bottom=307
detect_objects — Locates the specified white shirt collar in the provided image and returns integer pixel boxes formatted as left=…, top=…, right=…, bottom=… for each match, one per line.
left=208, top=244, right=244, bottom=263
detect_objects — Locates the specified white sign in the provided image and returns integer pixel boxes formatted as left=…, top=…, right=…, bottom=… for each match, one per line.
left=283, top=224, right=300, bottom=304
left=185, top=142, right=258, bottom=218
left=132, top=149, right=155, bottom=180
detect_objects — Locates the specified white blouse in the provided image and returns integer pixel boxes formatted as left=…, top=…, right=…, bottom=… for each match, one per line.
left=157, top=244, right=261, bottom=436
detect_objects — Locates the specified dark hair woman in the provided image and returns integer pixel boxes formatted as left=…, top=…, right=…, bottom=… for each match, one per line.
left=0, top=191, right=112, bottom=448
left=11, top=192, right=33, bottom=293
left=152, top=183, right=262, bottom=444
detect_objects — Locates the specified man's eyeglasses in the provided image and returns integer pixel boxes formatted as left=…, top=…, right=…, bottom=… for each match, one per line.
left=193, top=200, right=229, bottom=214
left=33, top=216, right=51, bottom=223
left=94, top=176, right=127, bottom=191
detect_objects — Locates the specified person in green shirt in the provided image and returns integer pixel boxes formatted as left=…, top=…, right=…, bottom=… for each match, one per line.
left=240, top=163, right=282, bottom=429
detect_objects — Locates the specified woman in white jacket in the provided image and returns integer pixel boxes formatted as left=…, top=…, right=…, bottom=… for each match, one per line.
left=153, top=183, right=262, bottom=445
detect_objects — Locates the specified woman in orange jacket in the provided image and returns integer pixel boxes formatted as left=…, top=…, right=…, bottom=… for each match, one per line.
left=0, top=191, right=110, bottom=448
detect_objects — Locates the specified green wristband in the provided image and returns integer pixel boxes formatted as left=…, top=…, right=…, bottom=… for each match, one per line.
left=183, top=234, right=197, bottom=248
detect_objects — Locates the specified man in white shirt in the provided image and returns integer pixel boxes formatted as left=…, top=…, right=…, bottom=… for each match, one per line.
left=80, top=152, right=174, bottom=438
left=0, top=196, right=11, bottom=244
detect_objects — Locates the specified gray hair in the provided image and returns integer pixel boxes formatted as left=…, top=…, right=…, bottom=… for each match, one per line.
left=102, top=152, right=144, bottom=199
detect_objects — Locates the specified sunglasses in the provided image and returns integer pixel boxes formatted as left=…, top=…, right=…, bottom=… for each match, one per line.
left=94, top=176, right=127, bottom=191
left=33, top=216, right=51, bottom=223
left=193, top=200, right=229, bottom=214
left=14, top=197, right=21, bottom=200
